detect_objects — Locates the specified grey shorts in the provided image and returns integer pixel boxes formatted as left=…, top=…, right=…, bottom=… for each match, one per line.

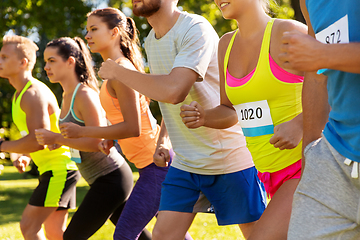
left=288, top=135, right=360, bottom=239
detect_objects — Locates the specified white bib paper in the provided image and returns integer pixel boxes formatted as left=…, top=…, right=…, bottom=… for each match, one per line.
left=70, top=148, right=81, bottom=163
left=315, top=15, right=349, bottom=44
left=233, top=100, right=274, bottom=137
left=315, top=15, right=349, bottom=74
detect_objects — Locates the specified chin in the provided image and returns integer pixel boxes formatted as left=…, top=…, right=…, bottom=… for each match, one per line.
left=89, top=46, right=99, bottom=53
left=47, top=77, right=56, bottom=83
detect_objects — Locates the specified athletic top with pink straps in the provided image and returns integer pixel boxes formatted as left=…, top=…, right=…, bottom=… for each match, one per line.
left=224, top=19, right=303, bottom=173
left=99, top=80, right=160, bottom=169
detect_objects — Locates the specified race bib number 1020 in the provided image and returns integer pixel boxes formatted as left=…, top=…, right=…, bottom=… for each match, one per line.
left=233, top=100, right=274, bottom=137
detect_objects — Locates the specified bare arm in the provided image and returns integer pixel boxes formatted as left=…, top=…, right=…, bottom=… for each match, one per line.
left=37, top=87, right=104, bottom=152
left=318, top=42, right=360, bottom=73
left=98, top=22, right=216, bottom=105
left=153, top=119, right=172, bottom=167
left=98, top=62, right=198, bottom=105
left=302, top=72, right=329, bottom=149
left=1, top=88, right=48, bottom=153
left=60, top=62, right=142, bottom=141
left=61, top=80, right=141, bottom=140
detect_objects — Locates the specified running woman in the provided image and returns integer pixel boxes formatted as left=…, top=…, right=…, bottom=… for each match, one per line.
left=34, top=36, right=144, bottom=240
left=180, top=0, right=307, bottom=239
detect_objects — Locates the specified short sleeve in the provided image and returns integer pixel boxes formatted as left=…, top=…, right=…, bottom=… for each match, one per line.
left=172, top=21, right=219, bottom=79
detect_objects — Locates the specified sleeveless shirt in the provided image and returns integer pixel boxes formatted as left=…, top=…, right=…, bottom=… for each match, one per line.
left=224, top=19, right=303, bottom=173
left=99, top=80, right=159, bottom=169
left=59, top=83, right=124, bottom=185
left=12, top=79, right=77, bottom=174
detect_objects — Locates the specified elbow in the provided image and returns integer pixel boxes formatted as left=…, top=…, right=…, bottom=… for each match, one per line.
left=131, top=131, right=140, bottom=138
left=168, top=92, right=188, bottom=105
left=128, top=127, right=141, bottom=138
left=160, top=85, right=189, bottom=104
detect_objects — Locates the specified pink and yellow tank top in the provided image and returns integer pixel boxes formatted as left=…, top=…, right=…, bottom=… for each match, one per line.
left=224, top=19, right=303, bottom=173
left=99, top=80, right=160, bottom=169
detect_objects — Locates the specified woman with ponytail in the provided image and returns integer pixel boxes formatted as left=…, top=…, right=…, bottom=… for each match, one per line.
left=58, top=8, right=191, bottom=240
left=34, top=37, right=139, bottom=240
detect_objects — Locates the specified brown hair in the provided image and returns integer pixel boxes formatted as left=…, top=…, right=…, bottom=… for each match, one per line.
left=2, top=35, right=39, bottom=71
left=87, top=8, right=144, bottom=73
left=46, top=37, right=99, bottom=92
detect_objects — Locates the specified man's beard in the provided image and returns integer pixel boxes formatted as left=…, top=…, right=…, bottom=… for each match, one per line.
left=133, top=0, right=161, bottom=17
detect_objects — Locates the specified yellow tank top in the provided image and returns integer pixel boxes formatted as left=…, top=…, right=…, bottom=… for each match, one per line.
left=224, top=19, right=303, bottom=173
left=12, top=79, right=77, bottom=174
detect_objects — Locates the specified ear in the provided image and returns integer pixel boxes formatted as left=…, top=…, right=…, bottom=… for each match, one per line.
left=67, top=56, right=76, bottom=67
left=20, top=58, right=29, bottom=69
left=111, top=27, right=120, bottom=39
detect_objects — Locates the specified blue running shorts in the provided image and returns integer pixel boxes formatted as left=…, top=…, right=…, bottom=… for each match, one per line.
left=159, top=166, right=266, bottom=225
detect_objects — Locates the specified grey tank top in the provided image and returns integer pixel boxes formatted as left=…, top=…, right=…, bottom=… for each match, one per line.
left=59, top=83, right=125, bottom=185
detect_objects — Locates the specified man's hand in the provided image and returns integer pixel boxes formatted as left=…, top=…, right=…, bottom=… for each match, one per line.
left=279, top=30, right=325, bottom=72
left=180, top=101, right=205, bottom=129
left=98, top=58, right=121, bottom=80
left=13, top=155, right=31, bottom=173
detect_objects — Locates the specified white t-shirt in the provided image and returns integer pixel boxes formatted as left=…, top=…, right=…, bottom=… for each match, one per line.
left=145, top=11, right=253, bottom=174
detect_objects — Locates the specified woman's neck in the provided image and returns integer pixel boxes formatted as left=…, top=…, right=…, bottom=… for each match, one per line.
left=61, top=74, right=81, bottom=96
left=235, top=7, right=270, bottom=39
left=100, top=46, right=125, bottom=62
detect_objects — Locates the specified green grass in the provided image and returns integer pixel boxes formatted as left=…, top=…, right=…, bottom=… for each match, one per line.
left=0, top=164, right=245, bottom=240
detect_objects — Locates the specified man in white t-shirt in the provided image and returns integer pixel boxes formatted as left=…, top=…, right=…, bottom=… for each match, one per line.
left=98, top=0, right=266, bottom=239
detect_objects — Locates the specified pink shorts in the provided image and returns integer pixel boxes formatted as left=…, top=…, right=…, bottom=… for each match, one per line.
left=257, top=159, right=302, bottom=198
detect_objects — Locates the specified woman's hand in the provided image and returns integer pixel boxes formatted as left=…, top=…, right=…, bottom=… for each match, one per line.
left=98, top=139, right=113, bottom=155
left=269, top=117, right=303, bottom=150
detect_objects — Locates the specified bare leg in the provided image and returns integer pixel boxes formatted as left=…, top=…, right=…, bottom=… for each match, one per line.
left=248, top=178, right=299, bottom=240
left=20, top=204, right=58, bottom=240
left=43, top=209, right=68, bottom=240
left=152, top=211, right=196, bottom=240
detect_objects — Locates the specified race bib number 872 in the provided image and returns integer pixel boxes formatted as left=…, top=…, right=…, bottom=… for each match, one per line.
left=315, top=15, right=349, bottom=45
left=315, top=15, right=349, bottom=74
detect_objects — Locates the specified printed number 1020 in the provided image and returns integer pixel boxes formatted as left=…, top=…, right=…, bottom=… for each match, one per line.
left=240, top=107, right=263, bottom=121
